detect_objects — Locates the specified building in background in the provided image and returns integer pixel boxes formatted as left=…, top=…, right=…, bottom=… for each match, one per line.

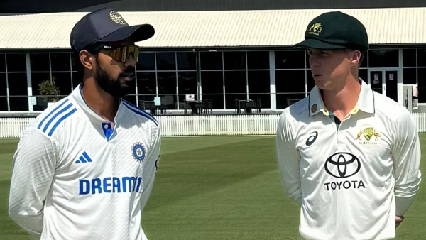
left=0, top=0, right=425, bottom=113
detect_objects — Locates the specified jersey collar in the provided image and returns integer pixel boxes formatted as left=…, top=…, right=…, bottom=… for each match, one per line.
left=71, top=84, right=124, bottom=122
left=308, top=80, right=375, bottom=117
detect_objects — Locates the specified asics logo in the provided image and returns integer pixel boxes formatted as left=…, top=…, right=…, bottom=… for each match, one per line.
left=305, top=131, right=318, bottom=146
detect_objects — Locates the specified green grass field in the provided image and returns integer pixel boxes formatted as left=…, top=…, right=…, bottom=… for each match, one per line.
left=0, top=135, right=425, bottom=240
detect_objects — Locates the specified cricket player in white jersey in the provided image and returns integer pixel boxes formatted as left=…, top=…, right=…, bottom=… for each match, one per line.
left=276, top=11, right=421, bottom=240
left=9, top=8, right=160, bottom=240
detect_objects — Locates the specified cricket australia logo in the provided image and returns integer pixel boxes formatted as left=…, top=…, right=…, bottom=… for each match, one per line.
left=356, top=127, right=380, bottom=145
left=308, top=23, right=322, bottom=36
left=132, top=142, right=146, bottom=162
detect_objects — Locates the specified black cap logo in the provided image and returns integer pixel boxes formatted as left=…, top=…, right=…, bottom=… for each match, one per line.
left=109, top=11, right=127, bottom=25
left=308, top=23, right=322, bottom=36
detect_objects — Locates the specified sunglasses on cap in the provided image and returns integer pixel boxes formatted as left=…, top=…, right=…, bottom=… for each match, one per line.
left=101, top=45, right=140, bottom=63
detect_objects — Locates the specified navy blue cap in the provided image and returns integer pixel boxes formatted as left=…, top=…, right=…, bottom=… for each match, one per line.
left=70, top=8, right=155, bottom=53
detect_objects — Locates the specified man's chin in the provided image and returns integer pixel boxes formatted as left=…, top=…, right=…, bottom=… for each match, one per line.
left=101, top=85, right=130, bottom=98
left=111, top=91, right=129, bottom=98
left=314, top=79, right=331, bottom=89
left=119, top=76, right=134, bottom=82
left=118, top=87, right=131, bottom=97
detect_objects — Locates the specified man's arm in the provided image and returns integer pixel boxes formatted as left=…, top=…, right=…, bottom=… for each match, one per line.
left=392, top=110, right=422, bottom=218
left=9, top=128, right=57, bottom=238
left=140, top=126, right=161, bottom=211
left=276, top=112, right=301, bottom=205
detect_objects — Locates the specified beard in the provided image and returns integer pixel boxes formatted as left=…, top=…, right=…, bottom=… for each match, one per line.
left=94, top=60, right=135, bottom=98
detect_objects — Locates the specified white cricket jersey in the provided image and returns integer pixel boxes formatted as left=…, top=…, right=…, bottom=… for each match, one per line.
left=276, top=81, right=421, bottom=240
left=9, top=85, right=161, bottom=240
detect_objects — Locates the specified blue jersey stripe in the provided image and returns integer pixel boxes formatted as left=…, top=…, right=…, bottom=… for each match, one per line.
left=47, top=108, right=77, bottom=136
left=43, top=103, right=73, bottom=133
left=37, top=99, right=69, bottom=129
left=122, top=100, right=158, bottom=126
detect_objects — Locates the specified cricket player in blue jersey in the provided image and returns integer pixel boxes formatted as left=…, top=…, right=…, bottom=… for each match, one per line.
left=9, top=8, right=161, bottom=240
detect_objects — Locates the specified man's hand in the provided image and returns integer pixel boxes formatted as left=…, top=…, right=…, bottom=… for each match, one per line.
left=395, top=216, right=404, bottom=228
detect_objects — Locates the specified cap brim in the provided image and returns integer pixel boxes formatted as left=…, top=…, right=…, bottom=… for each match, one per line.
left=294, top=39, right=346, bottom=50
left=99, top=24, right=155, bottom=43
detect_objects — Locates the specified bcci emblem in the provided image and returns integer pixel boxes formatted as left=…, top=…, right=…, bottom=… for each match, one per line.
left=109, top=11, right=128, bottom=25
left=132, top=143, right=146, bottom=162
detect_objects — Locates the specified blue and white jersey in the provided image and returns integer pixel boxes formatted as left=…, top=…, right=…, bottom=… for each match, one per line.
left=9, top=85, right=161, bottom=240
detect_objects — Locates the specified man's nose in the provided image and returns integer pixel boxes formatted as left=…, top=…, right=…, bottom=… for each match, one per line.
left=124, top=55, right=136, bottom=68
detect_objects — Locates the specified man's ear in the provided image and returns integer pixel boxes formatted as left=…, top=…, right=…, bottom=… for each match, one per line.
left=350, top=50, right=362, bottom=66
left=79, top=50, right=95, bottom=71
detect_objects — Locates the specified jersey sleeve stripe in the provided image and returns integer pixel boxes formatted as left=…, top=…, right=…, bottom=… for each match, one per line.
left=47, top=108, right=77, bottom=137
left=37, top=98, right=69, bottom=129
left=42, top=103, right=74, bottom=133
left=122, top=100, right=158, bottom=126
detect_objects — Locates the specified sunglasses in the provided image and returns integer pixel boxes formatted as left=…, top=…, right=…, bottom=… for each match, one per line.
left=101, top=45, right=139, bottom=63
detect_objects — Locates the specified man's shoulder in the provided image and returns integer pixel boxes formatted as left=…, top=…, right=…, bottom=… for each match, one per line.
left=276, top=97, right=311, bottom=136
left=372, top=92, right=412, bottom=122
left=31, top=97, right=79, bottom=138
left=280, top=96, right=310, bottom=122
left=121, top=100, right=159, bottom=127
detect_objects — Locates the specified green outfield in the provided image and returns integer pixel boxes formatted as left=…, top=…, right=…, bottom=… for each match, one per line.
left=0, top=135, right=425, bottom=240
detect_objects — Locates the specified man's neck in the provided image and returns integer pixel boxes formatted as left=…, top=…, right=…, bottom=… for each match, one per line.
left=321, top=78, right=361, bottom=120
left=81, top=79, right=119, bottom=122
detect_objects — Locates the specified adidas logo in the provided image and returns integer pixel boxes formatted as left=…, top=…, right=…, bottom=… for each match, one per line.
left=75, top=152, right=93, bottom=163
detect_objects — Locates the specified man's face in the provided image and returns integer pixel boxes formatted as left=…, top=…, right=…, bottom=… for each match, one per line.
left=94, top=40, right=137, bottom=97
left=308, top=48, right=357, bottom=90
